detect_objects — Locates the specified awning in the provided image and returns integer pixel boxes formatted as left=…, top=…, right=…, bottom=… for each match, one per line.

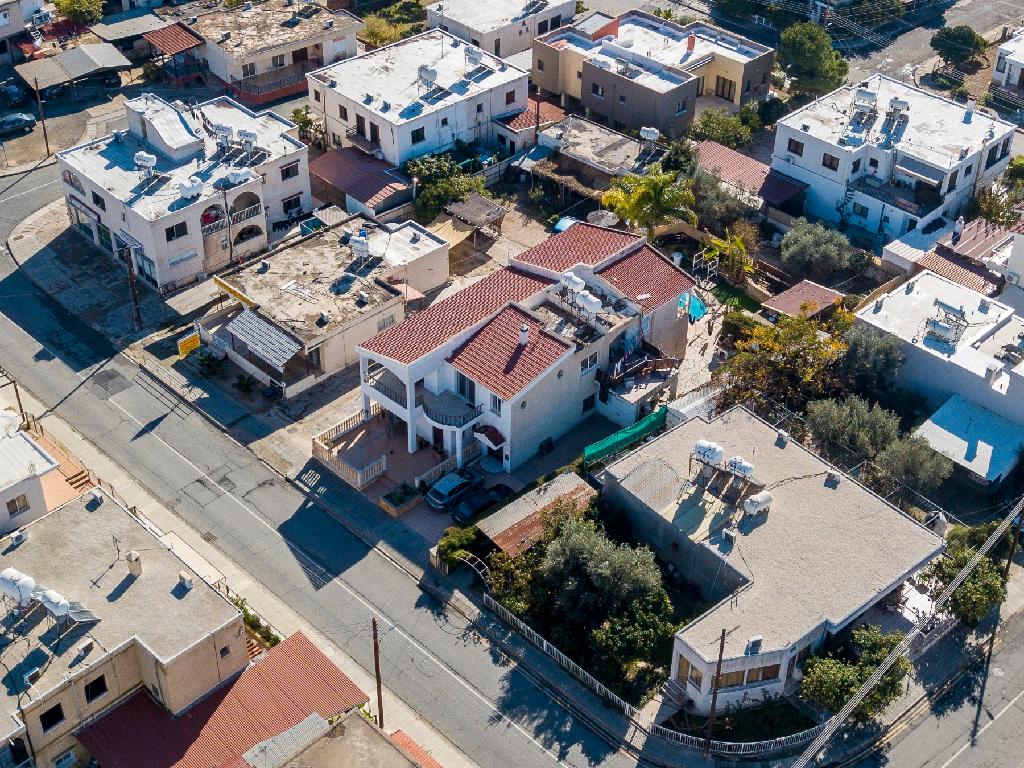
left=511, top=144, right=552, bottom=171
left=16, top=43, right=131, bottom=90
left=144, top=22, right=204, bottom=56
left=895, top=155, right=945, bottom=185
left=474, top=424, right=505, bottom=451
left=759, top=171, right=807, bottom=207
left=224, top=309, right=302, bottom=371
left=428, top=214, right=475, bottom=246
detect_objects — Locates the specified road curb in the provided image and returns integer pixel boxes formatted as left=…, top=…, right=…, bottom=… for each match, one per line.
left=0, top=155, right=56, bottom=179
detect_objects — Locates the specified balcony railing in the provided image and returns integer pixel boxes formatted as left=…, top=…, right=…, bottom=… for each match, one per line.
left=346, top=127, right=382, bottom=155
left=418, top=388, right=483, bottom=428
left=202, top=203, right=263, bottom=238
left=365, top=374, right=407, bottom=408
left=850, top=177, right=941, bottom=218
left=231, top=59, right=323, bottom=95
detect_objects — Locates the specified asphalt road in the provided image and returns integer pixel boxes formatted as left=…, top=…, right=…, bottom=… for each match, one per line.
left=845, top=0, right=1024, bottom=84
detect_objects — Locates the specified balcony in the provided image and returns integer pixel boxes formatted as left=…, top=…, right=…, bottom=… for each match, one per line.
left=850, top=176, right=942, bottom=218
left=346, top=127, right=382, bottom=156
left=365, top=368, right=408, bottom=409
left=201, top=202, right=263, bottom=237
left=231, top=59, right=323, bottom=96
left=417, top=386, right=483, bottom=428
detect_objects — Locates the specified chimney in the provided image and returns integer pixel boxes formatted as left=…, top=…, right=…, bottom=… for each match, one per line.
left=126, top=550, right=142, bottom=577
left=964, top=98, right=976, bottom=123
left=518, top=323, right=529, bottom=346
left=686, top=34, right=695, bottom=53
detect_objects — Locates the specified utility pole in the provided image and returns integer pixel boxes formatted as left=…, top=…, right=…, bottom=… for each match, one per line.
left=33, top=78, right=50, bottom=157
left=703, top=628, right=727, bottom=757
left=0, top=365, right=24, bottom=424
left=1002, top=513, right=1024, bottom=582
left=534, top=92, right=540, bottom=146
left=125, top=247, right=143, bottom=331
left=372, top=616, right=384, bottom=730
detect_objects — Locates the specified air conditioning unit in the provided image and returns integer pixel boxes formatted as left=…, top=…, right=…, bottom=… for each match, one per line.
left=23, top=667, right=41, bottom=688
left=9, top=530, right=26, bottom=547
left=77, top=638, right=95, bottom=656
left=178, top=571, right=194, bottom=591
left=723, top=527, right=738, bottom=544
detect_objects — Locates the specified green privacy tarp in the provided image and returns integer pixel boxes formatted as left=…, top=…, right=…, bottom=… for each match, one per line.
left=583, top=406, right=668, bottom=466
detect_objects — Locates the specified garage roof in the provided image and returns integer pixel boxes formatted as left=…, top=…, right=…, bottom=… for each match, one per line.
left=91, top=9, right=169, bottom=41
left=224, top=309, right=302, bottom=370
left=15, top=43, right=131, bottom=89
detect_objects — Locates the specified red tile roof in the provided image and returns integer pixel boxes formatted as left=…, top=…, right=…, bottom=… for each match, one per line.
left=512, top=223, right=640, bottom=273
left=934, top=218, right=1014, bottom=262
left=763, top=279, right=844, bottom=318
left=917, top=250, right=1002, bottom=296
left=499, top=97, right=567, bottom=133
left=361, top=268, right=552, bottom=364
left=390, top=731, right=444, bottom=768
left=144, top=22, right=203, bottom=56
left=449, top=305, right=570, bottom=400
left=309, top=147, right=411, bottom=210
left=596, top=245, right=694, bottom=313
left=78, top=633, right=369, bottom=768
left=695, top=140, right=769, bottom=196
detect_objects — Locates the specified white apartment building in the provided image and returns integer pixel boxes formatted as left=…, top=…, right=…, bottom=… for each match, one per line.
left=357, top=223, right=695, bottom=471
left=601, top=407, right=943, bottom=713
left=425, top=0, right=575, bottom=58
left=993, top=29, right=1024, bottom=91
left=306, top=30, right=528, bottom=166
left=0, top=0, right=43, bottom=63
left=57, top=93, right=311, bottom=294
left=772, top=75, right=1016, bottom=243
left=0, top=415, right=58, bottom=534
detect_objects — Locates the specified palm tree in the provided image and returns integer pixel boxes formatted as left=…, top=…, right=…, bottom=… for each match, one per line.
left=601, top=163, right=697, bottom=239
left=707, top=228, right=753, bottom=285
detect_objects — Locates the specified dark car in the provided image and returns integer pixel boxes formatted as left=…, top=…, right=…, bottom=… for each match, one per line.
left=83, top=71, right=122, bottom=89
left=1, top=85, right=28, bottom=107
left=0, top=114, right=36, bottom=136
left=426, top=469, right=481, bottom=512
left=451, top=484, right=515, bottom=525
left=39, top=83, right=65, bottom=101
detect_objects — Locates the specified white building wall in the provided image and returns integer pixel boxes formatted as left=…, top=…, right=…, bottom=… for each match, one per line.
left=425, top=0, right=575, bottom=57
left=0, top=474, right=47, bottom=533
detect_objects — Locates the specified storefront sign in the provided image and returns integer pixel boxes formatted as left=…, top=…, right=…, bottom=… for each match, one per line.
left=177, top=330, right=201, bottom=356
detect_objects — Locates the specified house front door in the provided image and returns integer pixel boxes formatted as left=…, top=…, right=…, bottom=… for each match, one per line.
left=432, top=426, right=444, bottom=451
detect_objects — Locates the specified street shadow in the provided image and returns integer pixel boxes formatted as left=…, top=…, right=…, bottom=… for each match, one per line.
left=922, top=615, right=999, bottom=719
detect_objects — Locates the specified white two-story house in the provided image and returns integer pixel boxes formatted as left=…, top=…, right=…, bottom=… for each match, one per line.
left=357, top=223, right=696, bottom=471
left=424, top=0, right=575, bottom=58
left=57, top=93, right=311, bottom=294
left=772, top=75, right=1016, bottom=243
left=306, top=29, right=528, bottom=166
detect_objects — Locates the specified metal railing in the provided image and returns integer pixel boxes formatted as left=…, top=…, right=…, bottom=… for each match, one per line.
left=421, top=398, right=483, bottom=428
left=365, top=374, right=407, bottom=408
left=413, top=441, right=481, bottom=488
left=230, top=202, right=263, bottom=225
left=231, top=59, right=323, bottom=95
left=311, top=404, right=387, bottom=490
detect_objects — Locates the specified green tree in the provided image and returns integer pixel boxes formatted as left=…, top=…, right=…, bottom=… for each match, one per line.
left=707, top=228, right=752, bottom=285
left=360, top=14, right=408, bottom=47
left=838, top=325, right=906, bottom=400
left=780, top=217, right=852, bottom=279
left=590, top=591, right=674, bottom=673
left=406, top=154, right=484, bottom=221
left=486, top=550, right=537, bottom=616
left=53, top=0, right=103, bottom=24
left=972, top=188, right=1021, bottom=228
left=1004, top=156, right=1024, bottom=189
left=601, top=162, right=697, bottom=238
left=687, top=107, right=752, bottom=149
left=757, top=96, right=790, bottom=126
left=946, top=521, right=1013, bottom=561
left=927, top=546, right=1007, bottom=625
left=660, top=140, right=696, bottom=175
left=930, top=25, right=987, bottom=66
left=779, top=23, right=849, bottom=97
left=801, top=656, right=861, bottom=713
left=689, top=170, right=747, bottom=236
left=436, top=525, right=477, bottom=566
left=806, top=396, right=900, bottom=462
left=873, top=436, right=953, bottom=498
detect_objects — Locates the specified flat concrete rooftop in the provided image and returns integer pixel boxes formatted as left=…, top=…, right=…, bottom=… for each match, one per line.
left=603, top=407, right=943, bottom=661
left=0, top=492, right=238, bottom=738
left=426, top=0, right=570, bottom=35
left=539, top=116, right=665, bottom=176
left=0, top=429, right=58, bottom=491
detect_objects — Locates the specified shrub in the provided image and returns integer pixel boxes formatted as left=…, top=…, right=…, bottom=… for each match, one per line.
left=757, top=96, right=790, bottom=126
left=687, top=107, right=752, bottom=149
left=780, top=217, right=852, bottom=278
left=437, top=525, right=478, bottom=566
left=721, top=310, right=760, bottom=342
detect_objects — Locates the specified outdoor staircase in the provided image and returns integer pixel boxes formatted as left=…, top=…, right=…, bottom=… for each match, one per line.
left=662, top=677, right=688, bottom=706
left=65, top=469, right=92, bottom=491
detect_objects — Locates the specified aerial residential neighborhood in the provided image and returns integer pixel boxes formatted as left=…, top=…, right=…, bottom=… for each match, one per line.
left=1, top=0, right=1024, bottom=766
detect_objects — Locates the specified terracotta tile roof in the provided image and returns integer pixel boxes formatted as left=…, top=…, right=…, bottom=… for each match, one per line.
left=934, top=218, right=1014, bottom=262
left=143, top=22, right=203, bottom=55
left=449, top=305, right=570, bottom=400
left=361, top=268, right=552, bottom=364
left=390, top=731, right=444, bottom=768
left=499, top=96, right=567, bottom=133
left=763, top=279, right=844, bottom=317
left=917, top=250, right=1002, bottom=296
left=596, top=245, right=694, bottom=313
left=694, top=140, right=805, bottom=206
left=512, top=223, right=640, bottom=273
left=78, top=632, right=369, bottom=768
left=308, top=147, right=411, bottom=210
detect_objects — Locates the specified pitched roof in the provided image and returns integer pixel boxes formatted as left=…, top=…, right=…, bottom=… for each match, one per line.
left=596, top=244, right=695, bottom=312
left=144, top=21, right=204, bottom=56
left=512, top=223, right=640, bottom=273
left=448, top=305, right=570, bottom=400
left=308, top=147, right=411, bottom=210
left=390, top=731, right=444, bottom=768
left=361, top=268, right=552, bottom=364
left=77, top=633, right=369, bottom=768
left=935, top=218, right=1014, bottom=262
left=498, top=96, right=567, bottom=132
left=762, top=279, right=843, bottom=318
left=694, top=140, right=805, bottom=206
left=917, top=250, right=1001, bottom=295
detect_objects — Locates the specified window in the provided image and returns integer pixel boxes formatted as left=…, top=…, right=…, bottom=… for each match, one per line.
left=136, top=253, right=157, bottom=284
left=476, top=103, right=484, bottom=114
left=470, top=38, right=479, bottom=47
left=377, top=314, right=395, bottom=332
left=581, top=394, right=595, bottom=413
left=761, top=71, right=767, bottom=85
left=441, top=117, right=448, bottom=127
left=537, top=58, right=544, bottom=72
left=456, top=372, right=475, bottom=402
left=868, top=157, right=879, bottom=170
left=241, top=62, right=255, bottom=78
left=591, top=83, right=605, bottom=98
left=744, top=79, right=751, bottom=93
left=618, top=94, right=626, bottom=104
left=272, top=54, right=285, bottom=68
left=6, top=494, right=28, bottom=516
left=280, top=161, right=300, bottom=181
left=852, top=202, right=869, bottom=218
left=55, top=750, right=76, bottom=768
left=946, top=168, right=958, bottom=193
left=576, top=70, right=581, bottom=79
left=550, top=14, right=561, bottom=28
left=1001, top=137, right=1011, bottom=158
left=716, top=670, right=745, bottom=689
left=965, top=163, right=973, bottom=177
left=165, top=222, right=188, bottom=242
left=91, top=191, right=106, bottom=211
left=497, top=134, right=507, bottom=145
left=313, top=89, right=321, bottom=102
left=537, top=19, right=549, bottom=34
left=219, top=645, right=231, bottom=658
left=338, top=104, right=347, bottom=121
left=490, top=393, right=502, bottom=415
left=39, top=704, right=64, bottom=732
left=580, top=352, right=598, bottom=375
left=505, top=89, right=516, bottom=105
left=687, top=664, right=703, bottom=689
left=787, top=138, right=803, bottom=156
left=676, top=101, right=687, bottom=115
left=411, top=127, right=426, bottom=144
left=282, top=194, right=302, bottom=214
left=746, top=664, right=780, bottom=684
left=821, top=153, right=839, bottom=171
left=996, top=55, right=1007, bottom=73
left=851, top=158, right=861, bottom=173
left=494, top=39, right=500, bottom=56
left=84, top=675, right=108, bottom=703
left=987, top=145, right=999, bottom=168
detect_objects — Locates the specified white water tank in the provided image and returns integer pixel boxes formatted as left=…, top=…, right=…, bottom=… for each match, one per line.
left=926, top=318, right=957, bottom=342
left=576, top=290, right=602, bottom=315
left=743, top=490, right=773, bottom=516
left=639, top=126, right=660, bottom=142
left=693, top=439, right=724, bottom=466
left=178, top=175, right=203, bottom=198
left=133, top=151, right=157, bottom=168
left=39, top=588, right=69, bottom=617
left=238, top=129, right=258, bottom=153
left=561, top=270, right=585, bottom=293
left=727, top=455, right=755, bottom=479
left=0, top=568, right=35, bottom=605
left=227, top=168, right=254, bottom=185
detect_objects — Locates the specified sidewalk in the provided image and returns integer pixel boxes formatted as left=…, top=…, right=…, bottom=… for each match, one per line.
left=0, top=388, right=479, bottom=768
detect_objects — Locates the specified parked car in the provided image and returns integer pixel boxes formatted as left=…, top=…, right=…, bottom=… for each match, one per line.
left=83, top=71, right=122, bottom=89
left=0, top=114, right=36, bottom=136
left=1, top=85, right=28, bottom=107
left=426, top=469, right=481, bottom=512
left=39, top=83, right=65, bottom=100
left=451, top=484, right=515, bottom=525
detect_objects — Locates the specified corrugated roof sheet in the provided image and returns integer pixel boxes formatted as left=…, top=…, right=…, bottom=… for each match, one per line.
left=77, top=632, right=369, bottom=768
left=243, top=714, right=331, bottom=768
left=225, top=309, right=303, bottom=370
left=91, top=9, right=169, bottom=41
left=15, top=43, right=130, bottom=89
left=445, top=191, right=506, bottom=229
left=144, top=22, right=204, bottom=55
left=917, top=250, right=1001, bottom=296
left=448, top=305, right=570, bottom=400
left=512, top=222, right=639, bottom=272
left=308, top=147, right=410, bottom=210
left=915, top=394, right=1024, bottom=482
left=596, top=244, right=695, bottom=313
left=935, top=218, right=1014, bottom=262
